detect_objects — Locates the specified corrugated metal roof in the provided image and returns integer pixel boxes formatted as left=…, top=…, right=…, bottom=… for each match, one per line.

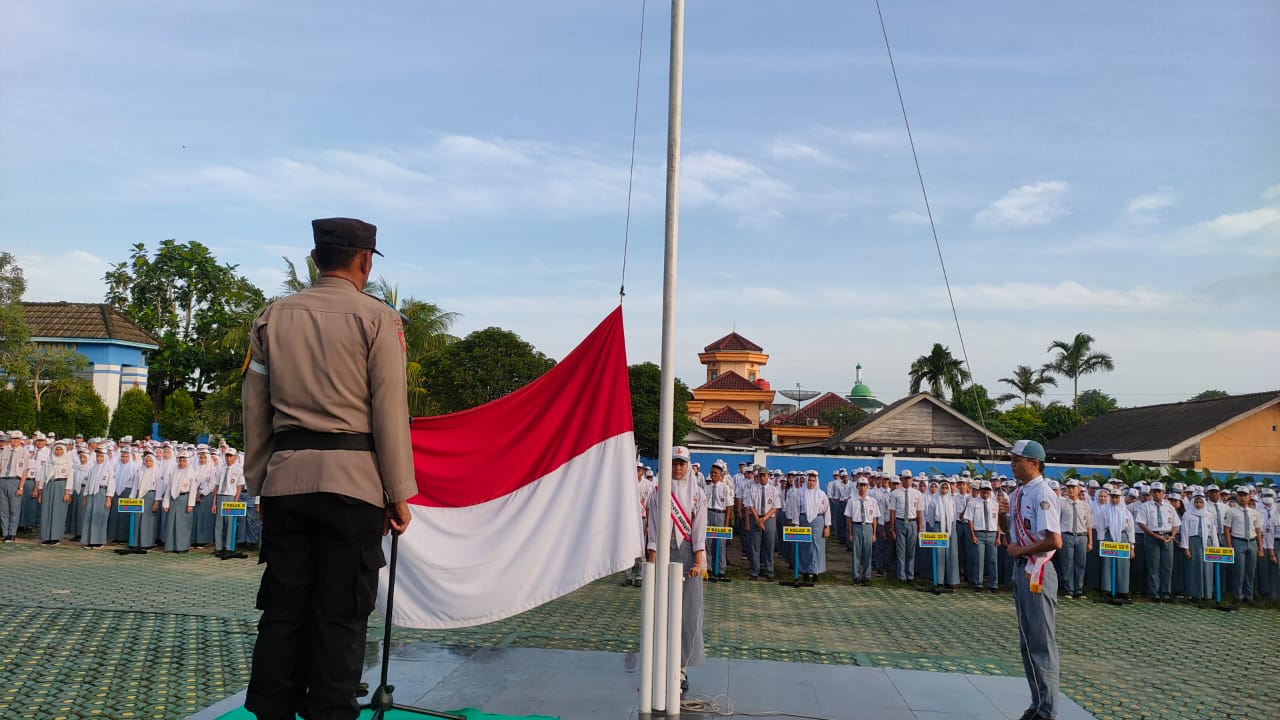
left=1046, top=391, right=1280, bottom=455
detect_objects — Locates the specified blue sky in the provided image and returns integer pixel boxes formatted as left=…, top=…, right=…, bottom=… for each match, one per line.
left=2, top=1, right=1277, bottom=407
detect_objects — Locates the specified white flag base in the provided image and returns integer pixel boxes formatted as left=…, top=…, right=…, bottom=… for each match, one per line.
left=639, top=561, right=684, bottom=715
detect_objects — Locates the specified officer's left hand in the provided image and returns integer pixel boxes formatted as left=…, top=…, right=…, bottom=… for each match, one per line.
left=822, top=527, right=830, bottom=538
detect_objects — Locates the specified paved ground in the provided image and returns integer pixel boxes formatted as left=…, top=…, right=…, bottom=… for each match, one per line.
left=195, top=647, right=1096, bottom=720
left=1, top=538, right=1276, bottom=720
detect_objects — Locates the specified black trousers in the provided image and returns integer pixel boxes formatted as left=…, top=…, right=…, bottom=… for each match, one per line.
left=246, top=493, right=385, bottom=720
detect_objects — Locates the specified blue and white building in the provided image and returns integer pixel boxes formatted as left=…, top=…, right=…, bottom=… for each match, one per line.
left=21, top=302, right=159, bottom=416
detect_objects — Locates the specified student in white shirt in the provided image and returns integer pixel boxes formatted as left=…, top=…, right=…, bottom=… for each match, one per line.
left=213, top=448, right=245, bottom=557
left=925, top=478, right=959, bottom=590
left=965, top=480, right=1002, bottom=593
left=1136, top=482, right=1181, bottom=602
left=844, top=477, right=879, bottom=584
left=785, top=470, right=830, bottom=583
left=1222, top=488, right=1264, bottom=607
left=705, top=460, right=735, bottom=581
left=163, top=451, right=199, bottom=553
left=1179, top=491, right=1219, bottom=606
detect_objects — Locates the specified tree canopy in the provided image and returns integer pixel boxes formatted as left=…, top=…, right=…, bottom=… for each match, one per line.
left=1076, top=389, right=1118, bottom=420
left=1191, top=389, right=1229, bottom=401
left=1044, top=332, right=1114, bottom=409
left=996, top=364, right=1057, bottom=406
left=105, top=240, right=265, bottom=406
left=417, top=327, right=554, bottom=413
left=628, top=362, right=697, bottom=459
left=907, top=343, right=971, bottom=401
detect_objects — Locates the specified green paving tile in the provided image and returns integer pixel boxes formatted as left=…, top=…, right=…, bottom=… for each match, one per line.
left=3, top=538, right=1279, bottom=720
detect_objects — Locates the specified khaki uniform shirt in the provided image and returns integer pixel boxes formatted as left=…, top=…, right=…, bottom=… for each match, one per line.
left=242, top=276, right=417, bottom=507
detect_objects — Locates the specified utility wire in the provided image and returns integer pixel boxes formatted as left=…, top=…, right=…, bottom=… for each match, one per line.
left=874, top=0, right=997, bottom=460
left=619, top=0, right=648, bottom=304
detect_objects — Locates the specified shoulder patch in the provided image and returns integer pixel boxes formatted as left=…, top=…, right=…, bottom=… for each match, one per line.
left=1040, top=500, right=1051, bottom=510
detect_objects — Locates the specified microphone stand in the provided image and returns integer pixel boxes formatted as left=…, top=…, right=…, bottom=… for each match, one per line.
left=366, top=530, right=465, bottom=720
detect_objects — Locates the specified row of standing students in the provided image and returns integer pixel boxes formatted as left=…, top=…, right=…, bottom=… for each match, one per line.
left=0, top=433, right=261, bottom=557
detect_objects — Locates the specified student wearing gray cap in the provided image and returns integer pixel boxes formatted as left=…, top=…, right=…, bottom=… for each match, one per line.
left=1000, top=440, right=1062, bottom=720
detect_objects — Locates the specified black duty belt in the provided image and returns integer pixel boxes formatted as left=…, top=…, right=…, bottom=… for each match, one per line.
left=273, top=429, right=376, bottom=452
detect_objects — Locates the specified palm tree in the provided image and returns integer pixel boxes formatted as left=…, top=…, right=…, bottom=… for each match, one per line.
left=281, top=256, right=321, bottom=294
left=908, top=343, right=971, bottom=401
left=1044, top=332, right=1114, bottom=410
left=399, top=298, right=460, bottom=357
left=996, top=364, right=1058, bottom=406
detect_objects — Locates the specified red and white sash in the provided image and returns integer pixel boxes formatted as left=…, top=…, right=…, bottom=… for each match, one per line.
left=1012, top=485, right=1056, bottom=590
left=671, top=492, right=692, bottom=545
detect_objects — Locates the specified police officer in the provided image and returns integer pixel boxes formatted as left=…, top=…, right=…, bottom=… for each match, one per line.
left=243, top=218, right=417, bottom=720
left=999, top=440, right=1062, bottom=720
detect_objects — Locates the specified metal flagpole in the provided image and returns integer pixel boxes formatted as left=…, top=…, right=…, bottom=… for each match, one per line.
left=650, top=0, right=685, bottom=713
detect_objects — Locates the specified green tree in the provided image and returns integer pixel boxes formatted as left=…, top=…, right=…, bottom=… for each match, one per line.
left=1044, top=332, right=1114, bottom=410
left=996, top=364, right=1057, bottom=406
left=996, top=404, right=1045, bottom=444
left=76, top=382, right=110, bottom=438
left=951, top=383, right=1000, bottom=426
left=109, top=387, right=156, bottom=440
left=0, top=381, right=37, bottom=433
left=819, top=405, right=868, bottom=434
left=1041, top=404, right=1083, bottom=441
left=104, top=240, right=266, bottom=406
left=19, top=344, right=88, bottom=413
left=0, top=252, right=30, bottom=374
left=159, top=388, right=198, bottom=442
left=1191, top=389, right=1229, bottom=402
left=35, top=378, right=108, bottom=438
left=281, top=255, right=321, bottom=294
left=1076, top=389, right=1118, bottom=420
left=198, top=384, right=243, bottom=447
left=908, top=343, right=971, bottom=401
left=628, top=362, right=697, bottom=459
left=418, top=327, right=555, bottom=413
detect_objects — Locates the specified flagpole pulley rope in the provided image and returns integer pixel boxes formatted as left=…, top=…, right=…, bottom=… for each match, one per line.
left=619, top=0, right=648, bottom=304
left=873, top=0, right=996, bottom=460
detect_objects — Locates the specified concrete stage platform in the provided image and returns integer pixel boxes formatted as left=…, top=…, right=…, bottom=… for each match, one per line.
left=194, top=643, right=1096, bottom=720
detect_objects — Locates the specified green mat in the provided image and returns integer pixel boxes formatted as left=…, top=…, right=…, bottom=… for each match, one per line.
left=217, top=708, right=556, bottom=720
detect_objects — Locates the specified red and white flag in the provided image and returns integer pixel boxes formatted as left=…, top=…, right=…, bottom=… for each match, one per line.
left=377, top=307, right=643, bottom=629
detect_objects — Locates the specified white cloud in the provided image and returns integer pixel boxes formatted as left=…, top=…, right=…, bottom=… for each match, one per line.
left=768, top=140, right=830, bottom=163
left=1195, top=207, right=1280, bottom=238
left=17, top=250, right=110, bottom=303
left=888, top=209, right=931, bottom=228
left=951, top=281, right=1171, bottom=312
left=138, top=134, right=641, bottom=221
left=681, top=150, right=791, bottom=226
left=974, top=180, right=1070, bottom=229
left=1125, top=190, right=1175, bottom=223
left=1263, top=184, right=1280, bottom=202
